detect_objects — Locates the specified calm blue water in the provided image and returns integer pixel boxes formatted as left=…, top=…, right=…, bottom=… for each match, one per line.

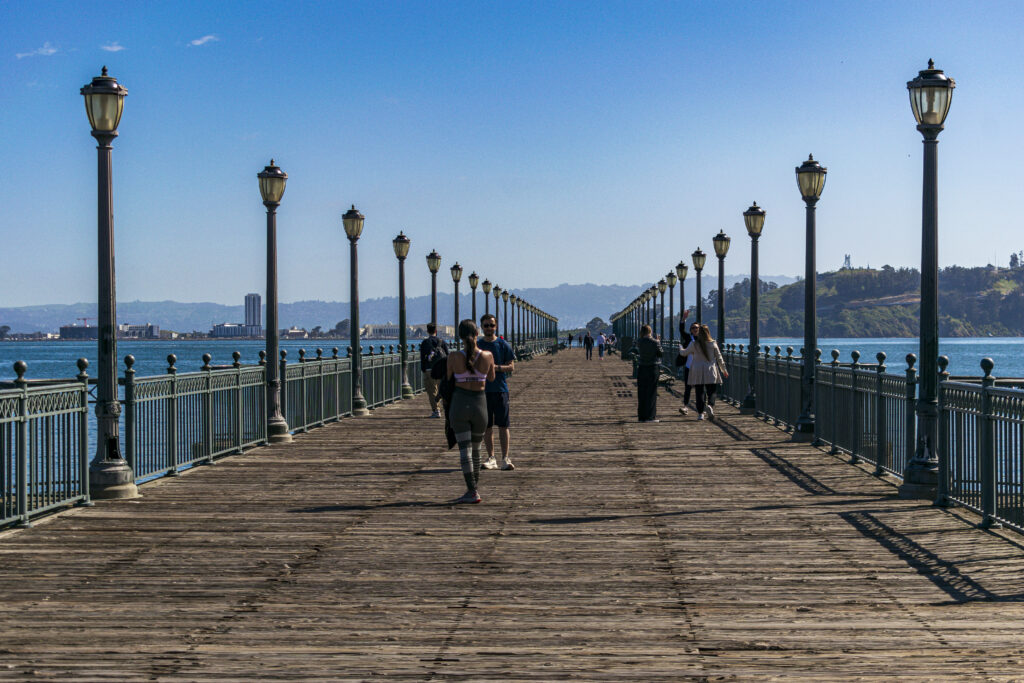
left=1, top=336, right=1022, bottom=381
left=0, top=339, right=416, bottom=382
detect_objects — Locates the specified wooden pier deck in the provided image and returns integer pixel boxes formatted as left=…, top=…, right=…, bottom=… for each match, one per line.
left=2, top=350, right=1024, bottom=681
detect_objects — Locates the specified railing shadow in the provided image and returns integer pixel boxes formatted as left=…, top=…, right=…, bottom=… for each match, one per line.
left=840, top=510, right=1024, bottom=603
left=750, top=447, right=837, bottom=496
left=528, top=509, right=729, bottom=525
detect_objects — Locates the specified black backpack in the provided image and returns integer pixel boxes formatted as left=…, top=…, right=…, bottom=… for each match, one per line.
left=429, top=342, right=449, bottom=380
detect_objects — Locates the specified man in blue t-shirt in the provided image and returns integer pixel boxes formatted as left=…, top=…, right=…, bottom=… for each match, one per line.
left=477, top=313, right=516, bottom=470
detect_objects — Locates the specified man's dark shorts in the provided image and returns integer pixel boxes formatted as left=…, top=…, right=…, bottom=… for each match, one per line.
left=486, top=392, right=510, bottom=428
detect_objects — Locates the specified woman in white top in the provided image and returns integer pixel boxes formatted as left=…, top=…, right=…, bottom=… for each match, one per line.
left=677, top=324, right=728, bottom=421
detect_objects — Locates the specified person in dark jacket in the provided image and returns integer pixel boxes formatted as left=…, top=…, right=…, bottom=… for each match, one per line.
left=636, top=324, right=662, bottom=422
left=677, top=312, right=697, bottom=415
left=419, top=323, right=449, bottom=417
left=583, top=331, right=595, bottom=360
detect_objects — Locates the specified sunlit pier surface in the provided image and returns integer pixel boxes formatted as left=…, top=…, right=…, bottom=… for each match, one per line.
left=2, top=350, right=1024, bottom=680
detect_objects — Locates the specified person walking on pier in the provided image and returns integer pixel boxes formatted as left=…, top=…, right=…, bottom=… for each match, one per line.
left=420, top=323, right=449, bottom=418
left=478, top=313, right=517, bottom=471
left=676, top=314, right=697, bottom=415
left=584, top=331, right=594, bottom=360
left=446, top=319, right=496, bottom=504
left=636, top=324, right=662, bottom=423
left=597, top=332, right=607, bottom=359
left=678, top=323, right=728, bottom=421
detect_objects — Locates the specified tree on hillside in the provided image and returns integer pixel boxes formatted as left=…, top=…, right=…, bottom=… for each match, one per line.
left=0, top=325, right=9, bottom=340
left=332, top=319, right=350, bottom=336
left=1011, top=253, right=1019, bottom=270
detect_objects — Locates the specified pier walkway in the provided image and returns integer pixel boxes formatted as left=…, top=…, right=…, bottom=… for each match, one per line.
left=2, top=351, right=1024, bottom=680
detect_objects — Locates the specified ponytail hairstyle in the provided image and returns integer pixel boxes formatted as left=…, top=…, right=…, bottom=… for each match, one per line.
left=696, top=324, right=714, bottom=360
left=458, top=318, right=479, bottom=369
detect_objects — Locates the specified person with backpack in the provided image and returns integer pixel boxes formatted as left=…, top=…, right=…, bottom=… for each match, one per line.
left=419, top=323, right=449, bottom=418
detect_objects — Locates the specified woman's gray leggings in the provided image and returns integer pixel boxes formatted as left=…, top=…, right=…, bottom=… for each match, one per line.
left=450, top=387, right=487, bottom=491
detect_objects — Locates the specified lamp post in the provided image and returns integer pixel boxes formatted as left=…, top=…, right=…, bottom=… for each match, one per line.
left=902, top=60, right=956, bottom=500
left=692, top=248, right=706, bottom=325
left=794, top=154, right=827, bottom=440
left=482, top=279, right=492, bottom=316
left=393, top=231, right=413, bottom=399
left=502, top=290, right=509, bottom=339
left=82, top=67, right=137, bottom=498
left=493, top=285, right=502, bottom=336
left=658, top=279, right=667, bottom=340
left=742, top=202, right=765, bottom=414
left=676, top=261, right=688, bottom=326
left=713, top=230, right=731, bottom=346
left=344, top=205, right=369, bottom=416
left=468, top=271, right=479, bottom=322
left=509, top=293, right=518, bottom=347
left=451, top=262, right=463, bottom=331
left=257, top=160, right=293, bottom=444
left=666, top=271, right=677, bottom=348
left=427, top=250, right=441, bottom=327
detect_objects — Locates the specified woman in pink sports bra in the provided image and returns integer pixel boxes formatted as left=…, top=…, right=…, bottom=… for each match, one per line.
left=446, top=319, right=496, bottom=503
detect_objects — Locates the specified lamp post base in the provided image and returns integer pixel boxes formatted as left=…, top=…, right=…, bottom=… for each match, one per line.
left=401, top=383, right=414, bottom=399
left=89, top=458, right=140, bottom=500
left=791, top=418, right=815, bottom=442
left=268, top=419, right=293, bottom=444
left=353, top=394, right=370, bottom=417
left=898, top=460, right=937, bottom=499
left=740, top=394, right=757, bottom=414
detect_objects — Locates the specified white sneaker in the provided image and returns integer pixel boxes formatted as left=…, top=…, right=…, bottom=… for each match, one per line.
left=482, top=457, right=499, bottom=470
left=678, top=406, right=688, bottom=415
left=501, top=460, right=515, bottom=471
left=705, top=405, right=715, bottom=421
left=697, top=414, right=705, bottom=421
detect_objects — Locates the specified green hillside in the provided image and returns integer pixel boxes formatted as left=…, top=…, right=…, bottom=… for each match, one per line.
left=705, top=265, right=1024, bottom=338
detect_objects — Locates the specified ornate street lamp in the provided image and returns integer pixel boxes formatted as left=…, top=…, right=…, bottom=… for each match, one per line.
left=794, top=155, right=827, bottom=440
left=82, top=67, right=136, bottom=498
left=903, top=60, right=956, bottom=501
left=451, top=262, right=463, bottom=331
left=713, top=230, right=731, bottom=346
left=657, top=279, right=667, bottom=341
left=257, top=160, right=292, bottom=445
left=509, top=293, right=518, bottom=347
left=426, top=249, right=441, bottom=327
left=742, top=202, right=765, bottom=414
left=393, top=231, right=413, bottom=399
left=468, top=271, right=479, bottom=322
left=676, top=261, right=688, bottom=328
left=482, top=279, right=492, bottom=316
left=343, top=205, right=369, bottom=416
left=692, top=248, right=707, bottom=325
left=666, top=270, right=677, bottom=348
left=493, top=285, right=502, bottom=336
left=501, top=289, right=510, bottom=340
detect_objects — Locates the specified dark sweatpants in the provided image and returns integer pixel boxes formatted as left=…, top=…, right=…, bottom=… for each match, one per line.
left=637, top=364, right=659, bottom=421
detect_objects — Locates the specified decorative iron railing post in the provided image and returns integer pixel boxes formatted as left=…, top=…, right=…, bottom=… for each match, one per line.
left=904, top=354, right=919, bottom=492
left=14, top=362, right=29, bottom=526
left=875, top=352, right=888, bottom=475
left=233, top=351, right=244, bottom=453
left=167, top=355, right=179, bottom=475
left=849, top=351, right=861, bottom=462
left=279, top=350, right=288, bottom=433
left=317, top=348, right=326, bottom=426
left=124, top=355, right=136, bottom=470
left=829, top=350, right=840, bottom=453
left=297, top=349, right=308, bottom=432
left=785, top=347, right=795, bottom=430
left=202, top=354, right=214, bottom=463
left=813, top=349, right=823, bottom=445
left=76, top=359, right=91, bottom=505
left=935, top=356, right=950, bottom=506
left=979, top=358, right=1000, bottom=528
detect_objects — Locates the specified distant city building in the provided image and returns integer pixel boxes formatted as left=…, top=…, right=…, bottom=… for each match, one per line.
left=283, top=327, right=308, bottom=339
left=409, top=324, right=454, bottom=339
left=117, top=323, right=160, bottom=339
left=361, top=322, right=404, bottom=338
left=211, top=323, right=248, bottom=338
left=244, top=293, right=262, bottom=337
left=60, top=325, right=97, bottom=340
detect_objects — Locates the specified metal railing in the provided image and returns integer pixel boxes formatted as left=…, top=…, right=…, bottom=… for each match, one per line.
left=282, top=349, right=353, bottom=432
left=0, top=370, right=89, bottom=527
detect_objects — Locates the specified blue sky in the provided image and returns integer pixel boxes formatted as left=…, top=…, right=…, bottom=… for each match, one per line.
left=3, top=1, right=1024, bottom=307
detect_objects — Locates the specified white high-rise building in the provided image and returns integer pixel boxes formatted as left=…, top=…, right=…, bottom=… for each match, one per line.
left=245, top=293, right=262, bottom=337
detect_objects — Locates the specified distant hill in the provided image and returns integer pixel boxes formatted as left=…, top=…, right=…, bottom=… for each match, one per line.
left=706, top=265, right=1024, bottom=338
left=0, top=275, right=797, bottom=333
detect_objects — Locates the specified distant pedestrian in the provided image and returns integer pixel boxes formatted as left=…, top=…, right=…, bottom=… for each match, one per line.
left=419, top=323, right=449, bottom=418
left=676, top=313, right=697, bottom=415
left=597, top=332, right=607, bottom=359
left=478, top=313, right=517, bottom=471
left=678, top=324, right=728, bottom=421
left=636, top=324, right=662, bottom=422
left=446, top=319, right=496, bottom=503
left=583, top=331, right=594, bottom=360
left=566, top=333, right=572, bottom=349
